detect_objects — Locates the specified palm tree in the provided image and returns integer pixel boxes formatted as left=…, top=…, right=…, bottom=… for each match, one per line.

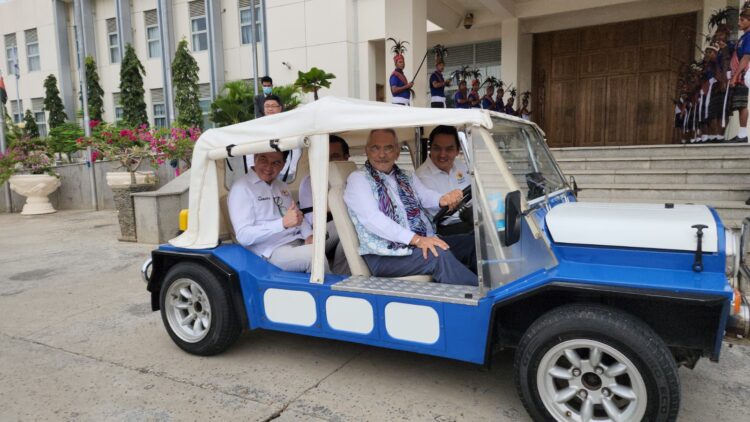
left=294, top=67, right=336, bottom=100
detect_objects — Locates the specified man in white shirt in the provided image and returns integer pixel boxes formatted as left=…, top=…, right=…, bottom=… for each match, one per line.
left=416, top=125, right=472, bottom=236
left=344, top=129, right=477, bottom=286
left=298, top=135, right=350, bottom=274
left=228, top=151, right=326, bottom=273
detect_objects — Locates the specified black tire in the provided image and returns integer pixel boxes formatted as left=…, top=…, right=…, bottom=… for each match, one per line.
left=514, top=304, right=680, bottom=422
left=159, top=262, right=241, bottom=356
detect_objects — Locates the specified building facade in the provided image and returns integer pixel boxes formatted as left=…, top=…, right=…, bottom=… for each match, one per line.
left=0, top=0, right=738, bottom=146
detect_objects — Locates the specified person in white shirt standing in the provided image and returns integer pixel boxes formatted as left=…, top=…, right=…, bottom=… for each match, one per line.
left=228, top=151, right=327, bottom=273
left=298, top=135, right=351, bottom=274
left=416, top=125, right=472, bottom=236
left=344, top=129, right=477, bottom=286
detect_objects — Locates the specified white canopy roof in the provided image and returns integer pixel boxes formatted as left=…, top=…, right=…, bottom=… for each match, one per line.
left=170, top=96, right=498, bottom=252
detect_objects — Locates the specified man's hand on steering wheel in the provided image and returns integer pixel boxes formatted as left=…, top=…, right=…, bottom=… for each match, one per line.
left=439, top=189, right=463, bottom=210
left=433, top=186, right=472, bottom=224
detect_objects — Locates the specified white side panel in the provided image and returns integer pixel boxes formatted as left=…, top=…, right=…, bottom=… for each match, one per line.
left=325, top=296, right=374, bottom=334
left=263, top=289, right=317, bottom=327
left=545, top=202, right=718, bottom=253
left=384, top=302, right=440, bottom=344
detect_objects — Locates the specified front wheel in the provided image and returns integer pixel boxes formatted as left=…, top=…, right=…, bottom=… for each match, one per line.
left=160, top=262, right=241, bottom=356
left=514, top=304, right=680, bottom=422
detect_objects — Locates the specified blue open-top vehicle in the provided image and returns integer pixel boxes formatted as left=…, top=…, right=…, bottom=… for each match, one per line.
left=142, top=97, right=749, bottom=421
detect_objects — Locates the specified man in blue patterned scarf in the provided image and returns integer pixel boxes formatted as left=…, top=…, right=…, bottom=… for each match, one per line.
left=343, top=129, right=477, bottom=286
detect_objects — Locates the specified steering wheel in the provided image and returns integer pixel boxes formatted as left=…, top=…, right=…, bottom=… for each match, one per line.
left=432, top=186, right=472, bottom=224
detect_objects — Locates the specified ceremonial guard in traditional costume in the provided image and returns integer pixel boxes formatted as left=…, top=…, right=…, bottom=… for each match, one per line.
left=468, top=78, right=481, bottom=108
left=429, top=52, right=450, bottom=108
left=454, top=80, right=470, bottom=109
left=518, top=91, right=532, bottom=120
left=503, top=88, right=517, bottom=115
left=730, top=5, right=750, bottom=143
left=388, top=38, right=413, bottom=106
left=493, top=82, right=505, bottom=112
left=481, top=85, right=495, bottom=110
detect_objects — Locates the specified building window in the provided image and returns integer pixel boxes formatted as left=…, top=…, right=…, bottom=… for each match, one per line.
left=154, top=103, right=167, bottom=128
left=11, top=99, right=23, bottom=124
left=144, top=10, right=161, bottom=59
left=189, top=0, right=208, bottom=52
left=25, top=29, right=40, bottom=71
left=113, top=93, right=123, bottom=124
left=239, top=0, right=262, bottom=45
left=151, top=88, right=167, bottom=128
left=5, top=33, right=17, bottom=75
left=32, top=98, right=46, bottom=136
left=199, top=83, right=212, bottom=129
left=107, top=18, right=120, bottom=64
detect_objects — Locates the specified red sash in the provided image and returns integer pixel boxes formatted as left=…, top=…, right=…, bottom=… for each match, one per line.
left=391, top=69, right=409, bottom=85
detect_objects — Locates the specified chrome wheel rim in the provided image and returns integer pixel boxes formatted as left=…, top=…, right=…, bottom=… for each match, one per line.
left=165, top=278, right=211, bottom=343
left=537, top=339, right=647, bottom=422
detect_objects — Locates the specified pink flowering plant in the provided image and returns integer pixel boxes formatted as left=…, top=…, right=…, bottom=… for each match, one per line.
left=77, top=121, right=155, bottom=173
left=0, top=137, right=57, bottom=184
left=149, top=125, right=201, bottom=171
left=77, top=122, right=201, bottom=176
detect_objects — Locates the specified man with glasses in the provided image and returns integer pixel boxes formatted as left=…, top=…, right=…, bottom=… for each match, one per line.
left=416, top=126, right=472, bottom=235
left=228, top=150, right=327, bottom=273
left=344, top=129, right=477, bottom=286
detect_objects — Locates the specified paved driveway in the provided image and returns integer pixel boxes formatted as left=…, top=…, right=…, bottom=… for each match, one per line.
left=0, top=210, right=748, bottom=421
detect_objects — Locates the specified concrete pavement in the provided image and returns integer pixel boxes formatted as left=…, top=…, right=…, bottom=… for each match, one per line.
left=0, top=210, right=748, bottom=421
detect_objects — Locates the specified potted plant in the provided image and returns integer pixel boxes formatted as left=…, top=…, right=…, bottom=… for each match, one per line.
left=79, top=121, right=156, bottom=241
left=1, top=137, right=61, bottom=215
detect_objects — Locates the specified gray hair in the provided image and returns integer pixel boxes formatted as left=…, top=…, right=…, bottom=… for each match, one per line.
left=366, top=128, right=398, bottom=147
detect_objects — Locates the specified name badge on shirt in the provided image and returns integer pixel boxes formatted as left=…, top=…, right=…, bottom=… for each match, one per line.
left=456, top=171, right=466, bottom=185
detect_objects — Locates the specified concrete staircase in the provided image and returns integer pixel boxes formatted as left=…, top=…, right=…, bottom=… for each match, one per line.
left=551, top=144, right=750, bottom=229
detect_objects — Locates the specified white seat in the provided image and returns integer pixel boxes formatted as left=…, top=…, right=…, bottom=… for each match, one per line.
left=328, top=161, right=431, bottom=282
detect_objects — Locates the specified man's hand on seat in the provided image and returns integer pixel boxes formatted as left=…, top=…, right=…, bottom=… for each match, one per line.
left=410, top=235, right=449, bottom=259
left=439, top=189, right=463, bottom=210
left=304, top=235, right=313, bottom=245
left=282, top=202, right=304, bottom=228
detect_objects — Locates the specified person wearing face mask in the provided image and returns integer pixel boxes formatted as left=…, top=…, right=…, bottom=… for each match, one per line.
left=416, top=126, right=472, bottom=235
left=254, top=76, right=274, bottom=118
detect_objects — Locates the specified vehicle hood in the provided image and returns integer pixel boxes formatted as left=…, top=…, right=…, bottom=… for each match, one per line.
left=545, top=202, right=718, bottom=253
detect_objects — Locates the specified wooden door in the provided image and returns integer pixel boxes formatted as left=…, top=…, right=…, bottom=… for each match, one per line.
left=532, top=14, right=696, bottom=147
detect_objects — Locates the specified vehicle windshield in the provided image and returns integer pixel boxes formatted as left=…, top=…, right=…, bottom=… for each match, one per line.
left=488, top=117, right=568, bottom=204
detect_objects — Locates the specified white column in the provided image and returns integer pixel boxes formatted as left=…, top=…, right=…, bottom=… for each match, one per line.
left=385, top=0, right=427, bottom=107
left=500, top=17, right=533, bottom=93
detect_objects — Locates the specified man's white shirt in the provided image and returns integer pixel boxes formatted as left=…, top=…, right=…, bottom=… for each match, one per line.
left=228, top=169, right=312, bottom=258
left=344, top=168, right=442, bottom=246
left=415, top=158, right=470, bottom=225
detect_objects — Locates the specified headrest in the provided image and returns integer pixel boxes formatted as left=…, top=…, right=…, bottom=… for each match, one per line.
left=329, top=161, right=357, bottom=188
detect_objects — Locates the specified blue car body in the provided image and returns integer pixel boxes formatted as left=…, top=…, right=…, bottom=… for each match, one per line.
left=153, top=192, right=733, bottom=365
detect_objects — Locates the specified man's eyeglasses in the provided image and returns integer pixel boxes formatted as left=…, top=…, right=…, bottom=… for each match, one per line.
left=367, top=145, right=397, bottom=154
left=264, top=104, right=281, bottom=109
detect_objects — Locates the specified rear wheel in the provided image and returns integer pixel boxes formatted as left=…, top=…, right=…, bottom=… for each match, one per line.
left=514, top=304, right=680, bottom=422
left=160, top=262, right=241, bottom=355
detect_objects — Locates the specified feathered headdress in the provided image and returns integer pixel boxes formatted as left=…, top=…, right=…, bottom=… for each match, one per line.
left=450, top=66, right=471, bottom=84
left=509, top=88, right=518, bottom=98
left=481, top=76, right=499, bottom=89
left=387, top=38, right=409, bottom=63
left=431, top=44, right=448, bottom=65
left=521, top=91, right=531, bottom=103
left=708, top=7, right=735, bottom=30
left=470, top=69, right=482, bottom=87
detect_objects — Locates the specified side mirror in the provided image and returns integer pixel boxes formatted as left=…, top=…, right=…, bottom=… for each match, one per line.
left=569, top=175, right=581, bottom=197
left=504, top=190, right=522, bottom=246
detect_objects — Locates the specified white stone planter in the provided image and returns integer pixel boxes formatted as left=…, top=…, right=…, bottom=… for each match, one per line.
left=8, top=174, right=62, bottom=215
left=105, top=171, right=156, bottom=187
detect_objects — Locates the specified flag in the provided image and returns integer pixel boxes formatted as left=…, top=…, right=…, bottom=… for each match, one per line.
left=0, top=75, right=6, bottom=105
